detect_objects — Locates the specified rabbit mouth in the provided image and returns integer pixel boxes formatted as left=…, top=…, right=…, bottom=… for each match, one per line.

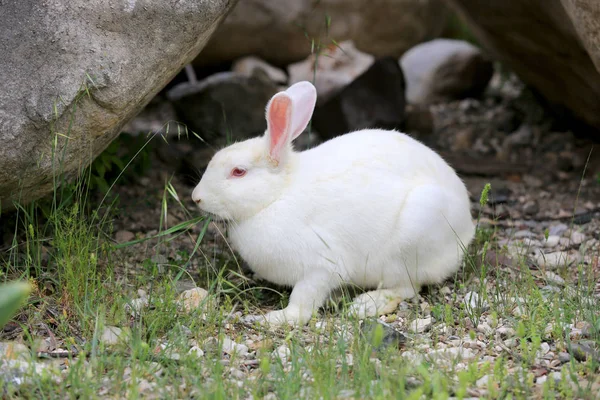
left=202, top=211, right=230, bottom=223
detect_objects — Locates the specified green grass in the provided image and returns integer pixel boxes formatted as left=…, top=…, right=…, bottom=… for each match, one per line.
left=1, top=74, right=599, bottom=400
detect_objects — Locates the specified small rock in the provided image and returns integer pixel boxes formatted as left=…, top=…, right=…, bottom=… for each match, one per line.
left=361, top=319, right=408, bottom=349
left=288, top=40, right=374, bottom=104
left=536, top=375, right=547, bottom=385
left=544, top=271, right=565, bottom=285
left=544, top=235, right=560, bottom=248
left=550, top=359, right=562, bottom=368
left=523, top=200, right=539, bottom=215
left=521, top=238, right=542, bottom=248
left=188, top=346, right=204, bottom=358
left=537, top=342, right=550, bottom=358
left=400, top=39, right=493, bottom=104
left=549, top=372, right=562, bottom=382
left=477, top=322, right=493, bottom=336
left=101, top=326, right=127, bottom=346
left=222, top=337, right=248, bottom=357
left=232, top=56, right=287, bottom=84
left=401, top=350, right=423, bottom=364
left=513, top=230, right=534, bottom=239
left=125, top=297, right=149, bottom=316
left=541, top=285, right=561, bottom=296
left=548, top=223, right=568, bottom=237
left=409, top=317, right=433, bottom=333
left=559, top=237, right=571, bottom=247
left=229, top=368, right=246, bottom=380
left=176, top=287, right=209, bottom=312
left=476, top=374, right=490, bottom=388
left=535, top=251, right=578, bottom=269
left=428, top=346, right=476, bottom=363
left=440, top=286, right=452, bottom=295
left=463, top=291, right=488, bottom=313
left=273, top=345, right=291, bottom=363
left=115, top=230, right=135, bottom=243
left=504, top=338, right=519, bottom=348
left=497, top=326, right=516, bottom=339
left=558, top=352, right=571, bottom=364
left=570, top=230, right=585, bottom=245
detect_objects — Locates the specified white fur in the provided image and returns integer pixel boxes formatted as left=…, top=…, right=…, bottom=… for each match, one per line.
left=192, top=81, right=475, bottom=325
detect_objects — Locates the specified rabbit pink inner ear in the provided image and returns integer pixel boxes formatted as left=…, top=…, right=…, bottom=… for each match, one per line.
left=266, top=93, right=292, bottom=162
left=286, top=81, right=317, bottom=139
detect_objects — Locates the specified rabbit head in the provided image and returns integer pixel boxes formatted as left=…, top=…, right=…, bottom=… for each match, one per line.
left=191, top=81, right=317, bottom=222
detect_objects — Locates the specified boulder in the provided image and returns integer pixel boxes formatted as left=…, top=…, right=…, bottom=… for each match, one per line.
left=400, top=39, right=493, bottom=104
left=312, top=57, right=406, bottom=140
left=166, top=72, right=279, bottom=147
left=445, top=0, right=600, bottom=132
left=197, top=0, right=449, bottom=66
left=0, top=0, right=236, bottom=210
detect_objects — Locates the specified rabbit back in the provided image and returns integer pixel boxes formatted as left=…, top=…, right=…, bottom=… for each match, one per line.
left=228, top=129, right=475, bottom=290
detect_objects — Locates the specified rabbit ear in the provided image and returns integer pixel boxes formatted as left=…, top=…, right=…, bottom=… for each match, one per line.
left=265, top=81, right=317, bottom=164
left=266, top=92, right=293, bottom=163
left=285, top=81, right=317, bottom=140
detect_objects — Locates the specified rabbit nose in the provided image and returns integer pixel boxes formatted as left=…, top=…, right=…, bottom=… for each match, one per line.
left=191, top=186, right=202, bottom=204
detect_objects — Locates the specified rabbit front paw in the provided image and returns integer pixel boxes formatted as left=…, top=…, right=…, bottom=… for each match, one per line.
left=243, top=305, right=311, bottom=326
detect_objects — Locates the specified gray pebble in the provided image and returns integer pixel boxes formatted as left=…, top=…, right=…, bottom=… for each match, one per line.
left=548, top=223, right=568, bottom=237
left=523, top=200, right=539, bottom=215
left=570, top=230, right=585, bottom=245
left=558, top=352, right=571, bottom=364
left=513, top=230, right=535, bottom=238
left=361, top=319, right=408, bottom=350
left=544, top=235, right=560, bottom=248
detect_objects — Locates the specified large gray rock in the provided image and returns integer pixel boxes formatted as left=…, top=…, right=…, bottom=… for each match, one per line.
left=0, top=0, right=236, bottom=209
left=445, top=0, right=600, bottom=132
left=196, top=0, right=449, bottom=66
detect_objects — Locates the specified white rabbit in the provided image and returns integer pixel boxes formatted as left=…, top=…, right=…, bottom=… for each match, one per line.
left=192, top=81, right=475, bottom=325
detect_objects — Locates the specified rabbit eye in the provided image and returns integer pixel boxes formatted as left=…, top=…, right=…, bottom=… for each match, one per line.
left=230, top=167, right=247, bottom=178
